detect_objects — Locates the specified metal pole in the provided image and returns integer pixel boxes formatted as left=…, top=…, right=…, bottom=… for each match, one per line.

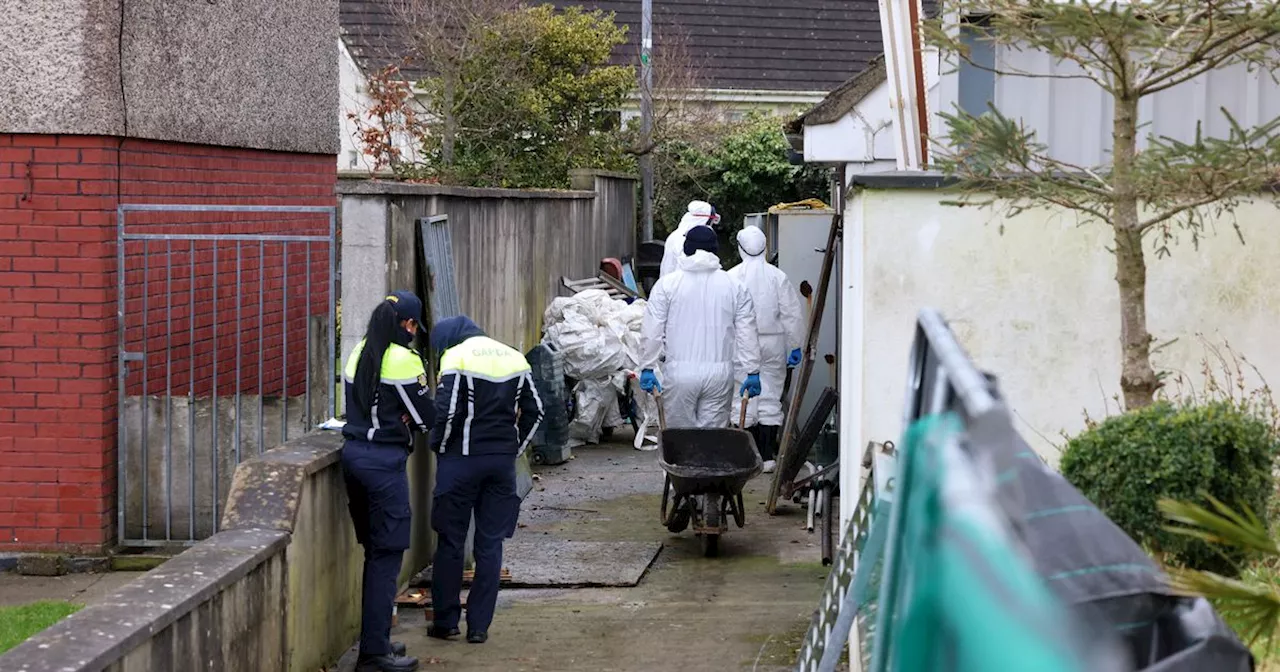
left=165, top=240, right=172, bottom=542
left=328, top=211, right=337, bottom=420
left=639, top=0, right=655, bottom=241
left=141, top=243, right=149, bottom=541
left=259, top=242, right=265, bottom=456
left=116, top=207, right=127, bottom=547
left=189, top=240, right=196, bottom=539
left=235, top=241, right=243, bottom=465
left=282, top=245, right=289, bottom=444
left=305, top=240, right=312, bottom=430
left=211, top=243, right=219, bottom=533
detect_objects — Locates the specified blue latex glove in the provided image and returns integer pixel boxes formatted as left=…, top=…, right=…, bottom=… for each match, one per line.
left=740, top=373, right=762, bottom=399
left=639, top=369, right=661, bottom=393
left=787, top=348, right=803, bottom=368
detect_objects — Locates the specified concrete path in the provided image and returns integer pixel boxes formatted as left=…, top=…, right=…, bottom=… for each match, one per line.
left=0, top=571, right=147, bottom=608
left=349, top=432, right=829, bottom=672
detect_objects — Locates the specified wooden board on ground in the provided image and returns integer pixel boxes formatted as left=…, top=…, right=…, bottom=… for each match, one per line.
left=396, top=587, right=469, bottom=610
left=412, top=567, right=512, bottom=588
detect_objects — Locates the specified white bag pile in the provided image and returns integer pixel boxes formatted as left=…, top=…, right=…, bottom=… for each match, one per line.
left=543, top=290, right=657, bottom=449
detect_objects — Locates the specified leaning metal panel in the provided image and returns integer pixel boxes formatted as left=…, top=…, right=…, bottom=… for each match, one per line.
left=420, top=215, right=461, bottom=323
left=116, top=204, right=337, bottom=547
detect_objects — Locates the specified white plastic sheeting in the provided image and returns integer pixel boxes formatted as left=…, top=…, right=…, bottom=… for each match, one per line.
left=543, top=290, right=658, bottom=448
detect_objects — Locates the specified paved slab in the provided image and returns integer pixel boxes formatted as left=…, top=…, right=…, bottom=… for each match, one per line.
left=503, top=540, right=662, bottom=588
left=338, top=434, right=830, bottom=672
left=0, top=571, right=148, bottom=608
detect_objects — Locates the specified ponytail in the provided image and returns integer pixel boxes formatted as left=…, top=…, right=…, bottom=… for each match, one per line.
left=353, top=301, right=400, bottom=417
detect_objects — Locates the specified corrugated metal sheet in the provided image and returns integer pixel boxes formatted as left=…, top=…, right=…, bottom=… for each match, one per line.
left=420, top=215, right=461, bottom=322
left=986, top=51, right=1280, bottom=166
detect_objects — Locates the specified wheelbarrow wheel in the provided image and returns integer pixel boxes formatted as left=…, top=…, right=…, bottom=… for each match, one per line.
left=667, top=500, right=691, bottom=533
left=702, top=533, right=720, bottom=558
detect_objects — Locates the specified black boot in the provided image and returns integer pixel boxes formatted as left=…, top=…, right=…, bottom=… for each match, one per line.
left=760, top=425, right=781, bottom=463
left=355, top=653, right=419, bottom=672
left=427, top=625, right=461, bottom=640
left=391, top=642, right=407, bottom=657
left=467, top=630, right=488, bottom=644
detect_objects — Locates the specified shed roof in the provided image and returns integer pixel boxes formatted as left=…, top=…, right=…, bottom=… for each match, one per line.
left=340, top=0, right=886, bottom=93
left=784, top=54, right=886, bottom=133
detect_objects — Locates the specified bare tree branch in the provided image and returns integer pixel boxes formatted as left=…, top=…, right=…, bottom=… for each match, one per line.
left=1138, top=179, right=1253, bottom=232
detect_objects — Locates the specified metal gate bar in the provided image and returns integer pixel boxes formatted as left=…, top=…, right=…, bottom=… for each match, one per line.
left=117, top=204, right=337, bottom=547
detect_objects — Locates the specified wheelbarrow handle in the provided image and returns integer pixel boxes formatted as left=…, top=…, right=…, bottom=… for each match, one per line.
left=739, top=391, right=749, bottom=429
left=651, top=390, right=667, bottom=432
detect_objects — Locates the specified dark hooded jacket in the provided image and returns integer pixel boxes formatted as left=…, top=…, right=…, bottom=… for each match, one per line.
left=430, top=316, right=545, bottom=457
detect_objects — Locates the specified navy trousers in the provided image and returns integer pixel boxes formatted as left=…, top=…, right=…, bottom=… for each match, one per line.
left=431, top=453, right=521, bottom=634
left=342, top=439, right=412, bottom=657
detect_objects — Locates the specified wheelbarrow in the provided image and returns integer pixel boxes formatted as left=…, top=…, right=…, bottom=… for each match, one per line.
left=653, top=391, right=763, bottom=557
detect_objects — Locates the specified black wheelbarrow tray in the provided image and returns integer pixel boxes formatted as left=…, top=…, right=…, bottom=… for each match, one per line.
left=658, top=426, right=763, bottom=557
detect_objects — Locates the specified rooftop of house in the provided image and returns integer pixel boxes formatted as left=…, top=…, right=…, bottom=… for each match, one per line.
left=784, top=53, right=886, bottom=133
left=340, top=0, right=886, bottom=94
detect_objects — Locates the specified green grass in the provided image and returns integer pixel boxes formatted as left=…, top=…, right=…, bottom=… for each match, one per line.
left=0, top=601, right=82, bottom=654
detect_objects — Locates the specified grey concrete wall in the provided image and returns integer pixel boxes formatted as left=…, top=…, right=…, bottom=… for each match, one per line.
left=119, top=395, right=314, bottom=542
left=0, top=432, right=364, bottom=672
left=284, top=459, right=362, bottom=672
left=0, top=0, right=337, bottom=154
left=339, top=195, right=391, bottom=369
left=119, top=317, right=332, bottom=544
left=0, top=527, right=291, bottom=672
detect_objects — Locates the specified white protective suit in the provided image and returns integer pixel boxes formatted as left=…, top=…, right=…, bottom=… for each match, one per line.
left=641, top=250, right=762, bottom=429
left=659, top=201, right=714, bottom=279
left=727, top=226, right=805, bottom=427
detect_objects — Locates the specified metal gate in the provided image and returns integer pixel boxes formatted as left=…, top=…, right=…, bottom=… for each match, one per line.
left=116, top=204, right=337, bottom=547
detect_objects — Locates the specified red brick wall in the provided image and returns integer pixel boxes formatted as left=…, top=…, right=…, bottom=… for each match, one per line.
left=0, top=134, right=335, bottom=552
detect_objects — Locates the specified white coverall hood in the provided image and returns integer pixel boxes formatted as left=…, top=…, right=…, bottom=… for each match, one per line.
left=736, top=225, right=767, bottom=257
left=640, top=251, right=761, bottom=429
left=727, top=233, right=804, bottom=427
left=660, top=201, right=715, bottom=278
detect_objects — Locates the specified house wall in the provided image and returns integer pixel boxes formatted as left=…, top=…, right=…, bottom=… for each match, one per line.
left=619, top=89, right=824, bottom=125
left=338, top=40, right=426, bottom=172
left=0, top=0, right=337, bottom=154
left=0, top=136, right=336, bottom=552
left=840, top=181, right=1280, bottom=468
left=935, top=47, right=1280, bottom=166
left=803, top=51, right=942, bottom=172
left=0, top=0, right=338, bottom=553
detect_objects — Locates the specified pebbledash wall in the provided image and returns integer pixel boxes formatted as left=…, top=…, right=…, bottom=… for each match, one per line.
left=0, top=0, right=339, bottom=553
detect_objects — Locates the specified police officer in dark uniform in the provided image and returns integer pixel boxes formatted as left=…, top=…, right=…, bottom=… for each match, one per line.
left=427, top=315, right=544, bottom=644
left=342, top=291, right=434, bottom=672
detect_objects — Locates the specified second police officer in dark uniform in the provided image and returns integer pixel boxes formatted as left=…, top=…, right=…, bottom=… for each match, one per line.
left=427, top=315, right=545, bottom=645
left=342, top=291, right=433, bottom=672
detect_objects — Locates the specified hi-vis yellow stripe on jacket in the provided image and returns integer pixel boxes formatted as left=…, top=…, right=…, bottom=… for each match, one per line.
left=431, top=335, right=544, bottom=457
left=342, top=340, right=435, bottom=446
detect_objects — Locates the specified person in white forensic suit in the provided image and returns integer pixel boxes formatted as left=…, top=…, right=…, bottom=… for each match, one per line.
left=659, top=200, right=720, bottom=279
left=726, top=225, right=805, bottom=474
left=638, top=225, right=762, bottom=429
